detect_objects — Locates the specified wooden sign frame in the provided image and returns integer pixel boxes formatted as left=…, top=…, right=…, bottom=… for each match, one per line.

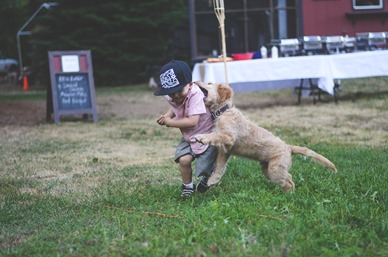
left=47, top=50, right=98, bottom=124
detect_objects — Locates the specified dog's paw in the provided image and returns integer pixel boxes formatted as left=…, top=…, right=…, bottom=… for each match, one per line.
left=282, top=176, right=295, bottom=193
left=207, top=175, right=220, bottom=186
left=194, top=134, right=210, bottom=145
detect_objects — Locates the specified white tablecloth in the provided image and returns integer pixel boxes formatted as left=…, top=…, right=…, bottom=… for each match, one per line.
left=192, top=50, right=388, bottom=95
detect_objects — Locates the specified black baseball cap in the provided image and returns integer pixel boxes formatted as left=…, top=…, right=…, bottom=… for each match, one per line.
left=154, top=60, right=192, bottom=96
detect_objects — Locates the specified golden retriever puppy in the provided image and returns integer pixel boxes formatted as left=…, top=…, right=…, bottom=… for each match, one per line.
left=194, top=82, right=337, bottom=192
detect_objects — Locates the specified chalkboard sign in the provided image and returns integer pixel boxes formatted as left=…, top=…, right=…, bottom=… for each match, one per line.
left=55, top=73, right=91, bottom=110
left=48, top=50, right=98, bottom=124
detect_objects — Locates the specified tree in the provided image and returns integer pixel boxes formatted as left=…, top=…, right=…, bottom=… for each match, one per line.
left=0, top=0, right=29, bottom=59
left=28, top=0, right=190, bottom=86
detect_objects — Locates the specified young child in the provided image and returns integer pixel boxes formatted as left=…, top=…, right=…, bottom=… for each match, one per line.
left=154, top=60, right=217, bottom=196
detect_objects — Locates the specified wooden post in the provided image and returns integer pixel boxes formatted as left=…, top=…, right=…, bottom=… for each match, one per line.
left=213, top=0, right=229, bottom=85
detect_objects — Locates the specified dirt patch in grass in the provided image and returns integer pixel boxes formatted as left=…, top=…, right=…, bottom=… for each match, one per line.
left=0, top=101, right=46, bottom=126
left=1, top=81, right=387, bottom=148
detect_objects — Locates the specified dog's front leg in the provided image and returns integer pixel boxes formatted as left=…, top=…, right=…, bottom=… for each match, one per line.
left=208, top=151, right=230, bottom=186
left=194, top=133, right=213, bottom=145
left=195, top=132, right=234, bottom=152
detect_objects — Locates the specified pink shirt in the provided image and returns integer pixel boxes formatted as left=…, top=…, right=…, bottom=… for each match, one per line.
left=165, top=83, right=213, bottom=154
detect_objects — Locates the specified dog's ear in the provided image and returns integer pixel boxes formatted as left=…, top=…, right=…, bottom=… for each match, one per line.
left=217, top=84, right=234, bottom=101
left=194, top=81, right=206, bottom=87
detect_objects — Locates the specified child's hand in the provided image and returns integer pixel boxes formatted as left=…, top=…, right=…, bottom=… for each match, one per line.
left=157, top=115, right=173, bottom=127
left=157, top=115, right=165, bottom=125
left=163, top=116, right=172, bottom=127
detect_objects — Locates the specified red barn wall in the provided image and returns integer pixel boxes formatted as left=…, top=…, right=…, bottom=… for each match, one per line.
left=302, top=0, right=388, bottom=37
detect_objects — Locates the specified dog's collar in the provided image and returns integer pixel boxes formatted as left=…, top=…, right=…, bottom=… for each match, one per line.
left=211, top=105, right=230, bottom=120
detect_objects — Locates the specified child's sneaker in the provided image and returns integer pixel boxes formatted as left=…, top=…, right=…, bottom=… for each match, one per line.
left=197, top=177, right=210, bottom=193
left=181, top=184, right=196, bottom=197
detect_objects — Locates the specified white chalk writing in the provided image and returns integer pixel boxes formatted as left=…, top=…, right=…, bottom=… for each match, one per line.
left=56, top=74, right=90, bottom=109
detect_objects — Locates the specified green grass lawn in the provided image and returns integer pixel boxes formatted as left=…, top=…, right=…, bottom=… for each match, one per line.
left=1, top=144, right=387, bottom=256
left=1, top=78, right=388, bottom=256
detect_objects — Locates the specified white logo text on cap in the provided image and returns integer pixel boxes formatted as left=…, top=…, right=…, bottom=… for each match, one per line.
left=160, top=68, right=180, bottom=89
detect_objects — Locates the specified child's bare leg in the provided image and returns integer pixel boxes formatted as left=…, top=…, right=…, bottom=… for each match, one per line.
left=178, top=154, right=194, bottom=184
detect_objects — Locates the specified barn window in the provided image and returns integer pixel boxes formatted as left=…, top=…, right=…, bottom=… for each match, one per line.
left=353, top=0, right=383, bottom=10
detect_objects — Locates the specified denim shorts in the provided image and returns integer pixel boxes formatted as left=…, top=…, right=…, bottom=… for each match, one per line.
left=174, top=138, right=217, bottom=178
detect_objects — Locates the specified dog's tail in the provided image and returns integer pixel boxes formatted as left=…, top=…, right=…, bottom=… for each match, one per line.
left=289, top=145, right=337, bottom=172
